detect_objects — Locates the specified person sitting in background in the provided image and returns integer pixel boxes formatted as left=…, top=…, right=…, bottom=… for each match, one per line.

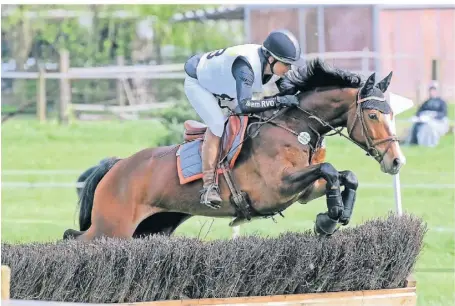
left=405, top=82, right=449, bottom=147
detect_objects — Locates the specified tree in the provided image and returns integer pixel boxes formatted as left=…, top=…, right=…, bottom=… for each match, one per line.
left=1, top=4, right=244, bottom=115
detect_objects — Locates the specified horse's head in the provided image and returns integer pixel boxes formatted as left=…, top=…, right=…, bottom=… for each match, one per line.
left=346, top=72, right=406, bottom=175
left=281, top=59, right=405, bottom=175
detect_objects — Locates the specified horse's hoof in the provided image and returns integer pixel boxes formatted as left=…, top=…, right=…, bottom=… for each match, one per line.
left=314, top=213, right=339, bottom=236
left=63, top=229, right=82, bottom=240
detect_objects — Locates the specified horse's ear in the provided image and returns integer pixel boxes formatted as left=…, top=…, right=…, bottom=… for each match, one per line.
left=360, top=72, right=376, bottom=96
left=376, top=71, right=393, bottom=93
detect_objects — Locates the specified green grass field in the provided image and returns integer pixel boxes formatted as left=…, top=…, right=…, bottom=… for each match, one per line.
left=1, top=111, right=454, bottom=305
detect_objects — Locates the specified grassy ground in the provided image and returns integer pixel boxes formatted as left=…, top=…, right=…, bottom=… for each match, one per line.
left=1, top=109, right=454, bottom=305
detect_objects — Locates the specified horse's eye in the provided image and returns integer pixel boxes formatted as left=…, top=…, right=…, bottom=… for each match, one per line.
left=368, top=113, right=378, bottom=120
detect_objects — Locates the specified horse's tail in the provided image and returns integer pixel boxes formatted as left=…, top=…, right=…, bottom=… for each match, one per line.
left=76, top=157, right=114, bottom=199
left=78, top=157, right=121, bottom=231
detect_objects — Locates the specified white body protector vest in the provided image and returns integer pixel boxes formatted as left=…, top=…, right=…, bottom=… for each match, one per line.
left=196, top=44, right=279, bottom=109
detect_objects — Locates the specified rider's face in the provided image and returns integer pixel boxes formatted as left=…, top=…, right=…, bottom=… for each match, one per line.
left=269, top=57, right=291, bottom=76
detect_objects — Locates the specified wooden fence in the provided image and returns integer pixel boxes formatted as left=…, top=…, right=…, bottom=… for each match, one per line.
left=2, top=48, right=451, bottom=124
left=2, top=51, right=185, bottom=124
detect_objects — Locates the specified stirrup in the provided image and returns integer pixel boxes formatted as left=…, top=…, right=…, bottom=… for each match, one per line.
left=199, top=184, right=222, bottom=209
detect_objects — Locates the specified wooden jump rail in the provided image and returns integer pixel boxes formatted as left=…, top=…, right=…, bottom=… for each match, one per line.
left=1, top=266, right=10, bottom=300
left=1, top=265, right=416, bottom=306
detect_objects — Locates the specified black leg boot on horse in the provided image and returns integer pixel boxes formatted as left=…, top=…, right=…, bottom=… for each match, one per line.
left=200, top=129, right=223, bottom=209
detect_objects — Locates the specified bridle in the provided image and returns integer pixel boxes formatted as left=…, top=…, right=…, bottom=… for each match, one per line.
left=346, top=90, right=398, bottom=163
left=243, top=87, right=398, bottom=164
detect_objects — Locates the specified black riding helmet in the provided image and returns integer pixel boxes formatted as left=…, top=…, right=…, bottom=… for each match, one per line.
left=262, top=29, right=303, bottom=66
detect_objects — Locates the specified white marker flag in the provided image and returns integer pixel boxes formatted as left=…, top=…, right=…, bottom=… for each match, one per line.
left=388, top=92, right=414, bottom=216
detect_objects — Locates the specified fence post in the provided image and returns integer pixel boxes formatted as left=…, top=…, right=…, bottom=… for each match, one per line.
left=432, top=58, right=442, bottom=96
left=59, top=49, right=70, bottom=125
left=361, top=47, right=369, bottom=76
left=37, top=66, right=46, bottom=122
left=232, top=225, right=240, bottom=239
left=1, top=265, right=10, bottom=300
left=431, top=58, right=439, bottom=81
left=116, top=55, right=126, bottom=106
left=317, top=5, right=325, bottom=53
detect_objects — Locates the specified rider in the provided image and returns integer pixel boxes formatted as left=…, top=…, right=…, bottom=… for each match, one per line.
left=183, top=29, right=303, bottom=209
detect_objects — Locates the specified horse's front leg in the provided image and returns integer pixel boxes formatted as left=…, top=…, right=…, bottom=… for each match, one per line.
left=295, top=169, right=359, bottom=229
left=338, top=170, right=358, bottom=225
left=297, top=178, right=326, bottom=204
left=282, top=163, right=344, bottom=236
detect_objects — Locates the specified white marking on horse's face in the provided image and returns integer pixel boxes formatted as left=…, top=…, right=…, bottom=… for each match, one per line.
left=381, top=113, right=407, bottom=173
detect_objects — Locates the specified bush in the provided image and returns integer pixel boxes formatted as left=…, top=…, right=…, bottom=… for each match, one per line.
left=155, top=100, right=201, bottom=146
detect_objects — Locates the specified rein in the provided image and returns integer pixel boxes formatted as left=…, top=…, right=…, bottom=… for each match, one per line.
left=220, top=88, right=398, bottom=164
left=292, top=89, right=398, bottom=163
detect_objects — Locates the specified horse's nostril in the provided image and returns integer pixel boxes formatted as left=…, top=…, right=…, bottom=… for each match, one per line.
left=393, top=158, right=402, bottom=168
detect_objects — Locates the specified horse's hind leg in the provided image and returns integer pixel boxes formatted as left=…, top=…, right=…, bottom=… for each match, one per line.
left=88, top=200, right=137, bottom=239
left=65, top=196, right=137, bottom=241
left=62, top=228, right=104, bottom=242
left=64, top=216, right=135, bottom=242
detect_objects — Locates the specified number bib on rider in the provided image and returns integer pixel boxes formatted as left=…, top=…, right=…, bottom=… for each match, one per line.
left=196, top=44, right=268, bottom=106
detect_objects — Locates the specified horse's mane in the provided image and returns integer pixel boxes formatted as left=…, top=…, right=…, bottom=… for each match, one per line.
left=279, top=58, right=364, bottom=94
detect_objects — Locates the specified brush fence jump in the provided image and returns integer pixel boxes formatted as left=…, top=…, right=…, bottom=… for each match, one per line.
left=1, top=215, right=424, bottom=306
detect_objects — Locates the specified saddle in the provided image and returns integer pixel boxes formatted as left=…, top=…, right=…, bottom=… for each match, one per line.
left=176, top=116, right=249, bottom=185
left=183, top=120, right=208, bottom=142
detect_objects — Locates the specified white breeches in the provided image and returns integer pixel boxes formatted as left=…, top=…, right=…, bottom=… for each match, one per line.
left=184, top=75, right=225, bottom=137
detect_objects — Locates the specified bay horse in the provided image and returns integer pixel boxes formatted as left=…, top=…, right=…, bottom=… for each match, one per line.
left=65, top=59, right=405, bottom=241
